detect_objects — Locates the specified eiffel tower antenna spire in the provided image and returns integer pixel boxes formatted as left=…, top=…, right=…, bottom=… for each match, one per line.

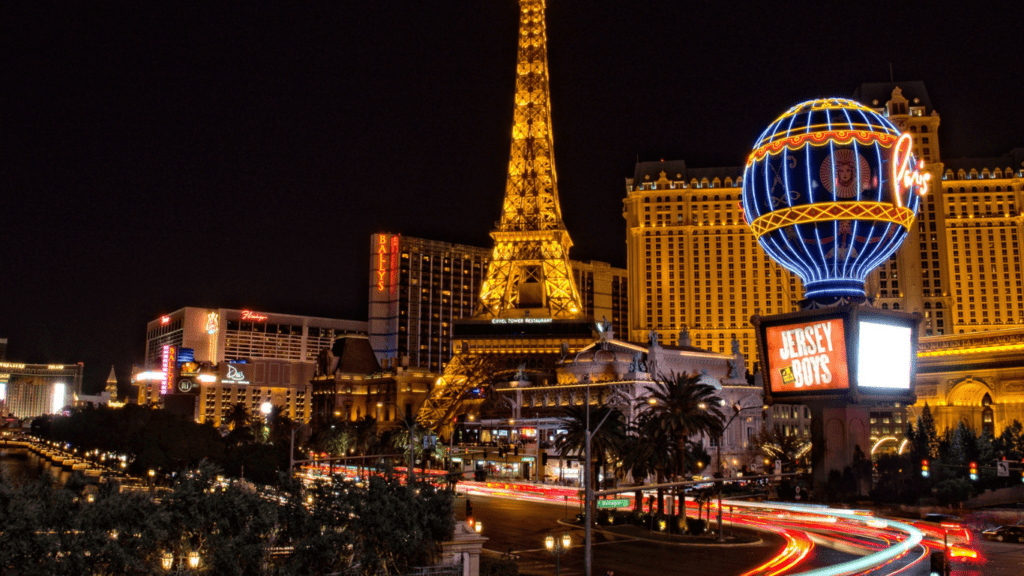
left=477, top=0, right=583, bottom=319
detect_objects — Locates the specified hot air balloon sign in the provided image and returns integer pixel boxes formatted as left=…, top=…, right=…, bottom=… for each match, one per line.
left=741, top=98, right=930, bottom=300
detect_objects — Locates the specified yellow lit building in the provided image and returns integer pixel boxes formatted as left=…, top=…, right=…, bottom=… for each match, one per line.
left=622, top=163, right=801, bottom=371
left=625, top=82, right=1023, bottom=376
left=912, top=327, right=1024, bottom=436
left=368, top=233, right=627, bottom=373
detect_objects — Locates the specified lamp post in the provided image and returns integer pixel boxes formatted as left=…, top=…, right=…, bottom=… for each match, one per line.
left=544, top=532, right=572, bottom=576
left=583, top=381, right=613, bottom=576
left=713, top=401, right=760, bottom=542
left=160, top=550, right=201, bottom=573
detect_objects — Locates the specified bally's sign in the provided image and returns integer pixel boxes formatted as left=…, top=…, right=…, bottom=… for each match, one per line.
left=220, top=363, right=251, bottom=385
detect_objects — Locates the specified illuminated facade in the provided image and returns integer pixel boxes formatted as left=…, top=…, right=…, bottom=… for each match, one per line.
left=418, top=0, right=602, bottom=436
left=912, top=327, right=1024, bottom=437
left=311, top=334, right=435, bottom=430
left=145, top=308, right=366, bottom=366
left=369, top=233, right=627, bottom=372
left=625, top=82, right=1023, bottom=372
left=623, top=162, right=801, bottom=371
left=476, top=0, right=583, bottom=321
left=489, top=333, right=764, bottom=478
left=136, top=358, right=314, bottom=425
left=854, top=83, right=1024, bottom=336
left=0, top=361, right=83, bottom=419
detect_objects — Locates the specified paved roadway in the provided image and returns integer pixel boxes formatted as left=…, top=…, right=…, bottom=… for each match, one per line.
left=456, top=492, right=1024, bottom=575
left=457, top=493, right=786, bottom=576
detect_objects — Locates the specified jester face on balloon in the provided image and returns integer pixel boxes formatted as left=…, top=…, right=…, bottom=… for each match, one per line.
left=820, top=149, right=872, bottom=199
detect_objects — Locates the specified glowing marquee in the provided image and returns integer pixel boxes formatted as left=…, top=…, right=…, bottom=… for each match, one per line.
left=52, top=382, right=66, bottom=414
left=161, top=344, right=177, bottom=395
left=241, top=310, right=268, bottom=322
left=891, top=133, right=931, bottom=206
left=390, top=235, right=400, bottom=295
left=765, top=318, right=849, bottom=393
left=377, top=235, right=388, bottom=292
left=206, top=311, right=219, bottom=334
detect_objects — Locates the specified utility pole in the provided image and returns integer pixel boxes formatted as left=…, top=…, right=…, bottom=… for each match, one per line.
left=584, top=384, right=614, bottom=576
left=584, top=386, right=592, bottom=576
left=289, top=426, right=296, bottom=476
left=408, top=418, right=416, bottom=485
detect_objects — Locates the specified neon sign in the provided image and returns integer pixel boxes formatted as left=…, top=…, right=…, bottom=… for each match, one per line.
left=390, top=235, right=400, bottom=295
left=741, top=98, right=921, bottom=299
left=377, top=235, right=389, bottom=292
left=891, top=133, right=931, bottom=206
left=221, top=363, right=250, bottom=385
left=160, top=315, right=170, bottom=325
left=161, top=345, right=176, bottom=395
left=241, top=310, right=268, bottom=322
left=491, top=318, right=553, bottom=324
left=206, top=311, right=219, bottom=334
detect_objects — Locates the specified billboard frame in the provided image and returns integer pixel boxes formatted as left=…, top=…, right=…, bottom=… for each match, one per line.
left=753, top=304, right=920, bottom=406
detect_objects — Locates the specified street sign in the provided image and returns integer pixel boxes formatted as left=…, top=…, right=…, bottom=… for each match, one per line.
left=596, top=499, right=630, bottom=509
left=997, top=461, right=1010, bottom=477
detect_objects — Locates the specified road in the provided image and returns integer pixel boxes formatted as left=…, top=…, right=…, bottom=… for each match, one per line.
left=457, top=493, right=787, bottom=576
left=457, top=490, right=1024, bottom=575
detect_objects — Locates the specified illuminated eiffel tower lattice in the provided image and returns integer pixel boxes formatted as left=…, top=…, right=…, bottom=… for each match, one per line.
left=477, top=0, right=583, bottom=320
left=418, top=0, right=589, bottom=438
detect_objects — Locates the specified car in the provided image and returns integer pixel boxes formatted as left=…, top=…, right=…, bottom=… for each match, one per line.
left=982, top=525, right=1024, bottom=543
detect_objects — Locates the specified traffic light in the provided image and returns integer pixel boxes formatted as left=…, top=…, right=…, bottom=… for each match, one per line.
left=969, top=462, right=978, bottom=481
left=921, top=459, right=930, bottom=478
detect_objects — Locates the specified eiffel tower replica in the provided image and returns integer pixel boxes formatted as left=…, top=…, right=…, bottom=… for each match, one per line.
left=418, top=0, right=595, bottom=437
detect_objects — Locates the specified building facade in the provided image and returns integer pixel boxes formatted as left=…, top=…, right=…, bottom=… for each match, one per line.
left=911, top=327, right=1024, bottom=437
left=368, top=233, right=628, bottom=372
left=623, top=82, right=1023, bottom=372
left=144, top=307, right=367, bottom=366
left=136, top=358, right=315, bottom=425
left=0, top=361, right=83, bottom=419
left=311, top=335, right=435, bottom=430
left=622, top=162, right=802, bottom=372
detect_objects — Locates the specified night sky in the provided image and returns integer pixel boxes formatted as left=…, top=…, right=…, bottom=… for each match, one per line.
left=4, top=1, right=1022, bottom=392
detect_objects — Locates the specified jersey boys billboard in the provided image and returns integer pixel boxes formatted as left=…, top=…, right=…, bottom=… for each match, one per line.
left=755, top=306, right=919, bottom=404
left=765, top=319, right=849, bottom=394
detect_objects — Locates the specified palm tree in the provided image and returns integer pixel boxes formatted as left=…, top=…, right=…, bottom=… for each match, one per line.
left=622, top=411, right=677, bottom=514
left=641, top=372, right=726, bottom=480
left=391, top=417, right=431, bottom=475
left=351, top=416, right=379, bottom=478
left=225, top=402, right=251, bottom=431
left=556, top=404, right=626, bottom=494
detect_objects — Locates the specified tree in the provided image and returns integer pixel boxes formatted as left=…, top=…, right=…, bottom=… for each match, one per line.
left=556, top=404, right=625, bottom=493
left=641, top=372, right=725, bottom=481
left=225, top=402, right=251, bottom=432
left=621, top=411, right=677, bottom=514
left=918, top=403, right=940, bottom=459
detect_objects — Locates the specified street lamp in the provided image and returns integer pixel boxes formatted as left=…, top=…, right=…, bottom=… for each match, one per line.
left=712, top=400, right=759, bottom=542
left=161, top=551, right=173, bottom=570
left=544, top=532, right=572, bottom=576
left=474, top=521, right=483, bottom=534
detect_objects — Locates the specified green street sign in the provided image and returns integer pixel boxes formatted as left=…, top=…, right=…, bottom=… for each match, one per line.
left=596, top=499, right=630, bottom=509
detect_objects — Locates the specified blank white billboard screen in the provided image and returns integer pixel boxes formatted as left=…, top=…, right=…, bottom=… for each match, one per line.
left=857, top=321, right=912, bottom=389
